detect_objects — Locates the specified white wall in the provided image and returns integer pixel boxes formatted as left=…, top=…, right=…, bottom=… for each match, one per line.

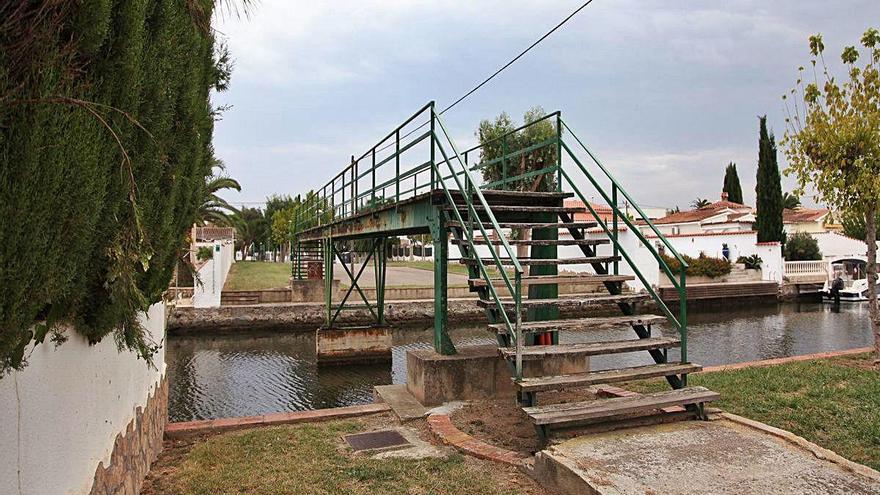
left=0, top=302, right=166, bottom=495
left=811, top=231, right=875, bottom=259
left=193, top=239, right=234, bottom=308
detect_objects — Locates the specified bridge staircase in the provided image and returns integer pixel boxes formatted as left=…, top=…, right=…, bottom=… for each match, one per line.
left=292, top=102, right=718, bottom=445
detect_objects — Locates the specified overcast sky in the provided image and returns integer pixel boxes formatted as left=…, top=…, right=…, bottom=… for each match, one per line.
left=212, top=0, right=877, bottom=210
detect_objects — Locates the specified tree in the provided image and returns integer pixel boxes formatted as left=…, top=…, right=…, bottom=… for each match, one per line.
left=197, top=158, right=241, bottom=226
left=691, top=198, right=711, bottom=209
left=477, top=107, right=558, bottom=256
left=842, top=210, right=880, bottom=240
left=722, top=162, right=744, bottom=204
left=477, top=106, right=557, bottom=192
left=783, top=28, right=880, bottom=364
left=784, top=232, right=822, bottom=260
left=234, top=207, right=268, bottom=261
left=782, top=192, right=801, bottom=210
left=755, top=116, right=785, bottom=243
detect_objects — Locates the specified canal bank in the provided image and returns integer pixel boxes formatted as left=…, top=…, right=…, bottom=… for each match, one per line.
left=167, top=292, right=793, bottom=334
left=165, top=301, right=873, bottom=422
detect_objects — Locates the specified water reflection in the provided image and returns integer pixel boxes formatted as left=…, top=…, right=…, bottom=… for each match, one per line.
left=167, top=302, right=872, bottom=422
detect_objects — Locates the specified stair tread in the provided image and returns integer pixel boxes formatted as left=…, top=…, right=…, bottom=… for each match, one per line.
left=524, top=386, right=719, bottom=425
left=499, top=337, right=681, bottom=359
left=447, top=221, right=598, bottom=230
left=489, top=315, right=667, bottom=333
left=452, top=238, right=609, bottom=246
left=478, top=293, right=649, bottom=309
left=445, top=205, right=587, bottom=213
left=470, top=274, right=633, bottom=287
left=461, top=256, right=619, bottom=266
left=514, top=362, right=702, bottom=392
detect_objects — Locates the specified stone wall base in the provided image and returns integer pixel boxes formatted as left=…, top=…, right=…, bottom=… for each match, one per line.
left=406, top=345, right=589, bottom=406
left=316, top=326, right=393, bottom=365
left=89, top=376, right=168, bottom=495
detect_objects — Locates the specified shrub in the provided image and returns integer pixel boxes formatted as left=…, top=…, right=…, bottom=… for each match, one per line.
left=784, top=232, right=822, bottom=261
left=736, top=254, right=763, bottom=270
left=197, top=246, right=214, bottom=261
left=661, top=252, right=732, bottom=278
left=0, top=2, right=226, bottom=373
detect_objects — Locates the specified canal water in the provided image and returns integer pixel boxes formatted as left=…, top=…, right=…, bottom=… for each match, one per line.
left=166, top=302, right=874, bottom=422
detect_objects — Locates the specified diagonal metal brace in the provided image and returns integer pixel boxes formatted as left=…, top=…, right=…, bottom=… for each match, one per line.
left=330, top=240, right=379, bottom=325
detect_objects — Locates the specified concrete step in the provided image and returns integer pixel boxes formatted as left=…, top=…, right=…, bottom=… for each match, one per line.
left=515, top=362, right=702, bottom=393
left=461, top=256, right=619, bottom=266
left=499, top=337, right=681, bottom=360
left=469, top=274, right=632, bottom=288
left=477, top=293, right=648, bottom=310
left=489, top=315, right=666, bottom=334
left=524, top=386, right=719, bottom=427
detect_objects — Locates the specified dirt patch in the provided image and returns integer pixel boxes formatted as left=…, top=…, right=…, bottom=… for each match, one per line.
left=451, top=389, right=600, bottom=455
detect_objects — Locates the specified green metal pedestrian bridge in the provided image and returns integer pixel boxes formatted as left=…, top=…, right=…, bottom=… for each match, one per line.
left=292, top=102, right=718, bottom=442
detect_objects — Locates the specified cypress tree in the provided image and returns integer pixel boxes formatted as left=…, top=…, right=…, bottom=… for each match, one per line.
left=755, top=116, right=785, bottom=243
left=722, top=162, right=743, bottom=204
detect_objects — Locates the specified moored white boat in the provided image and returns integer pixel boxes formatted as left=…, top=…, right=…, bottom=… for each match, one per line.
left=820, top=256, right=879, bottom=302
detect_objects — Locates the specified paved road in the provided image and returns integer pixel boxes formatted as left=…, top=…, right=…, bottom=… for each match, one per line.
left=332, top=262, right=469, bottom=287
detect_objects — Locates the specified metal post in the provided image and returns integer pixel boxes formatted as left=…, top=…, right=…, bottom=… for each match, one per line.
left=515, top=271, right=522, bottom=380
left=612, top=184, right=619, bottom=275
left=680, top=268, right=688, bottom=385
left=502, top=135, right=508, bottom=188
left=351, top=155, right=358, bottom=215
left=395, top=130, right=400, bottom=202
left=556, top=113, right=563, bottom=192
left=430, top=106, right=436, bottom=191
left=375, top=238, right=387, bottom=324
left=371, top=149, right=376, bottom=206
left=324, top=238, right=333, bottom=327
left=431, top=213, right=455, bottom=355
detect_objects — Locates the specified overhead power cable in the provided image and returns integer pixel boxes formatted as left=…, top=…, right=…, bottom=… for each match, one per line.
left=373, top=0, right=595, bottom=154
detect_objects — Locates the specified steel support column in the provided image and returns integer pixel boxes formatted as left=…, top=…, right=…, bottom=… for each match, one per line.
left=430, top=212, right=455, bottom=355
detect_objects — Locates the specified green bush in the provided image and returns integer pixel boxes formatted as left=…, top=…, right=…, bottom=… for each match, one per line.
left=784, top=232, right=822, bottom=261
left=0, top=2, right=227, bottom=373
left=736, top=254, right=763, bottom=270
left=197, top=246, right=214, bottom=261
left=661, top=252, right=732, bottom=278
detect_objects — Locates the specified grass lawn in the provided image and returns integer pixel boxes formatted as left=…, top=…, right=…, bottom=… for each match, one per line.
left=626, top=352, right=880, bottom=470
left=223, top=261, right=290, bottom=291
left=144, top=420, right=542, bottom=495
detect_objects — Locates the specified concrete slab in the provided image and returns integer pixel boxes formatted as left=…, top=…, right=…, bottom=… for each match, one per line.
left=316, top=325, right=392, bottom=365
left=374, top=384, right=429, bottom=421
left=534, top=419, right=880, bottom=495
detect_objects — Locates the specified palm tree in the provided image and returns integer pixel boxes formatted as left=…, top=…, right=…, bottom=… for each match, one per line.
left=198, top=158, right=241, bottom=226
left=691, top=198, right=711, bottom=209
left=783, top=192, right=801, bottom=210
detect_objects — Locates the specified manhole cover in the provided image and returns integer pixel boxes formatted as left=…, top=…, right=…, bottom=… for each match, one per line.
left=344, top=430, right=410, bottom=452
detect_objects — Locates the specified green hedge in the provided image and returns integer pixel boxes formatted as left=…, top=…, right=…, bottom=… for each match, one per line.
left=0, top=1, right=225, bottom=373
left=661, top=252, right=732, bottom=279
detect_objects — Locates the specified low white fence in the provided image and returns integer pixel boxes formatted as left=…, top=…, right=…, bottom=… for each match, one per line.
left=784, top=260, right=828, bottom=282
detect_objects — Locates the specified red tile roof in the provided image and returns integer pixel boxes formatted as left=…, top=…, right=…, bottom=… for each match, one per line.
left=783, top=208, right=829, bottom=224
left=652, top=199, right=751, bottom=225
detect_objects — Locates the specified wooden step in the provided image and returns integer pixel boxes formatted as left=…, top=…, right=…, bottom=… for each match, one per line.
left=447, top=189, right=573, bottom=202
left=469, top=274, right=632, bottom=287
left=447, top=221, right=598, bottom=230
left=515, top=362, right=702, bottom=393
left=477, top=293, right=648, bottom=309
left=524, top=386, right=720, bottom=427
left=461, top=256, right=618, bottom=266
left=444, top=205, right=587, bottom=214
left=490, top=315, right=666, bottom=334
left=452, top=238, right=609, bottom=246
left=499, top=337, right=680, bottom=360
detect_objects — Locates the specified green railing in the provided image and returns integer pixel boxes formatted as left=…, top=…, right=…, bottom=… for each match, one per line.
left=292, top=102, right=526, bottom=377
left=292, top=103, right=690, bottom=378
